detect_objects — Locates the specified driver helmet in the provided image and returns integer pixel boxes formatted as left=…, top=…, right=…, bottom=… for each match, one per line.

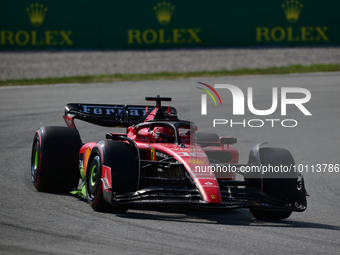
left=151, top=127, right=174, bottom=143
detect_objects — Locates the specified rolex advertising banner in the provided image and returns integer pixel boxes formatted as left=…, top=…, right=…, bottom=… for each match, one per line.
left=1, top=0, right=339, bottom=50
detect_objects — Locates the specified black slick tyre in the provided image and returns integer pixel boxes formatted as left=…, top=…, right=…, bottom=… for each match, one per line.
left=31, top=126, right=82, bottom=192
left=249, top=147, right=297, bottom=220
left=85, top=154, right=108, bottom=212
left=86, top=140, right=138, bottom=213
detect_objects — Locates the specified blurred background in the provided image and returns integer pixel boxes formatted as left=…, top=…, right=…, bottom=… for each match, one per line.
left=1, top=0, right=340, bottom=80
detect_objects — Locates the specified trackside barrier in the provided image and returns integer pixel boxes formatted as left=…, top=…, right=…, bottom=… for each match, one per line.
left=1, top=0, right=339, bottom=50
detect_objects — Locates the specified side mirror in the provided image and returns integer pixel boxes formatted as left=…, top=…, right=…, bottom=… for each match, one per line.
left=219, top=137, right=237, bottom=145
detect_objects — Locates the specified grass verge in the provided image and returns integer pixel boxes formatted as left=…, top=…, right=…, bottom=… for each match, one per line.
left=1, top=64, right=340, bottom=86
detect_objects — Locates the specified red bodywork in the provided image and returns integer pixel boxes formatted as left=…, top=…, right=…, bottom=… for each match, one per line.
left=67, top=105, right=239, bottom=206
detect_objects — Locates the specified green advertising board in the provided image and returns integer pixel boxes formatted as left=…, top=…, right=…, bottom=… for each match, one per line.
left=0, top=0, right=338, bottom=50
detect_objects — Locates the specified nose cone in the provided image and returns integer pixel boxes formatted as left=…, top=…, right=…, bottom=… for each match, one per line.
left=195, top=178, right=222, bottom=204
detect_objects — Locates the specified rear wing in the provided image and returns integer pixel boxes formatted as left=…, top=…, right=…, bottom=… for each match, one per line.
left=63, top=103, right=177, bottom=128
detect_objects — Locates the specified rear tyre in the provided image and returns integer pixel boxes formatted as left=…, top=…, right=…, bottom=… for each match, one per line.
left=86, top=141, right=138, bottom=213
left=31, top=126, right=82, bottom=192
left=248, top=147, right=297, bottom=220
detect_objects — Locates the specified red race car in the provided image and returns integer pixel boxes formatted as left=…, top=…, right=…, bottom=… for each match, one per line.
left=31, top=96, right=307, bottom=220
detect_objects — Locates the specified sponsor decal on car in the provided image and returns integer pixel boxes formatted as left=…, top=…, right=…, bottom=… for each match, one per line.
left=195, top=177, right=217, bottom=180
left=156, top=151, right=169, bottom=159
left=176, top=151, right=206, bottom=157
left=201, top=184, right=219, bottom=188
left=138, top=200, right=164, bottom=203
left=193, top=173, right=215, bottom=177
left=150, top=148, right=156, bottom=161
left=187, top=159, right=207, bottom=165
left=83, top=148, right=92, bottom=178
left=101, top=166, right=112, bottom=190
left=200, top=181, right=219, bottom=188
left=168, top=147, right=190, bottom=151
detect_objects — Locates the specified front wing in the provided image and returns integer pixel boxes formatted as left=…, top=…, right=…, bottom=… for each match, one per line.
left=104, top=183, right=307, bottom=212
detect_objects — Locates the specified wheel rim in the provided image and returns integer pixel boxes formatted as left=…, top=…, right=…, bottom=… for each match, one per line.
left=90, top=165, right=97, bottom=187
left=31, top=142, right=39, bottom=182
left=87, top=155, right=101, bottom=201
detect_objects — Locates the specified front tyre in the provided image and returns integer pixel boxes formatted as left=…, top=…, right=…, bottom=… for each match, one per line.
left=86, top=141, right=138, bottom=212
left=248, top=147, right=297, bottom=220
left=86, top=154, right=109, bottom=212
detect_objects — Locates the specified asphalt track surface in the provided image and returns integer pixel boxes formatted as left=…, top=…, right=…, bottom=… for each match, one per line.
left=0, top=72, right=339, bottom=254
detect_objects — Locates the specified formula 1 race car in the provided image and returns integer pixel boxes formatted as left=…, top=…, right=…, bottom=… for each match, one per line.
left=31, top=96, right=307, bottom=220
